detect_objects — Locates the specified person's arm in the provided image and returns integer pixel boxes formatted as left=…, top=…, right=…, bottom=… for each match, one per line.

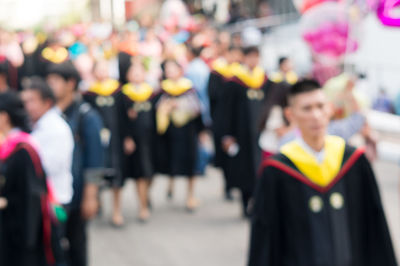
left=328, top=112, right=366, bottom=141
left=81, top=110, right=104, bottom=219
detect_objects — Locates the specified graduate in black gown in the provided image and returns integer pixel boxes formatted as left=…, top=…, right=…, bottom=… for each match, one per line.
left=0, top=92, right=51, bottom=266
left=208, top=46, right=243, bottom=200
left=221, top=46, right=270, bottom=217
left=249, top=80, right=398, bottom=266
left=117, top=58, right=157, bottom=222
left=156, top=60, right=204, bottom=211
left=38, top=37, right=69, bottom=78
left=81, top=60, right=123, bottom=226
left=17, top=35, right=42, bottom=90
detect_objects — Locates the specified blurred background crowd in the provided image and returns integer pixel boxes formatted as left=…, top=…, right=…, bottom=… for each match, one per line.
left=0, top=0, right=399, bottom=265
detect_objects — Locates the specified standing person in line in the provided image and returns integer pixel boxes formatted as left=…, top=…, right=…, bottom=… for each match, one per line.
left=221, top=46, right=270, bottom=218
left=185, top=44, right=212, bottom=177
left=118, top=58, right=158, bottom=223
left=46, top=61, right=104, bottom=266
left=156, top=59, right=204, bottom=211
left=248, top=80, right=397, bottom=266
left=21, top=76, right=74, bottom=263
left=0, top=92, right=50, bottom=266
left=82, top=60, right=124, bottom=227
left=208, top=45, right=243, bottom=200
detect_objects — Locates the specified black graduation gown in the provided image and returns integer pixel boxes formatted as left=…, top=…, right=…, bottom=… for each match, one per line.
left=248, top=145, right=398, bottom=266
left=156, top=89, right=204, bottom=177
left=0, top=144, right=48, bottom=266
left=221, top=76, right=270, bottom=192
left=118, top=52, right=132, bottom=85
left=118, top=90, right=158, bottom=180
left=208, top=70, right=229, bottom=168
left=37, top=45, right=69, bottom=77
left=17, top=48, right=42, bottom=90
left=83, top=89, right=123, bottom=183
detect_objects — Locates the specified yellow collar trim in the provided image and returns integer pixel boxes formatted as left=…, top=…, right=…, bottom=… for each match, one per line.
left=280, top=135, right=346, bottom=187
left=122, top=83, right=154, bottom=102
left=270, top=71, right=298, bottom=85
left=212, top=59, right=241, bottom=79
left=161, top=78, right=193, bottom=96
left=89, top=79, right=120, bottom=96
left=233, top=65, right=266, bottom=89
left=41, top=47, right=69, bottom=64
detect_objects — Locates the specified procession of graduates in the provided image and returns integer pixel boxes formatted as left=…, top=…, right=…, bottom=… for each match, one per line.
left=0, top=6, right=398, bottom=266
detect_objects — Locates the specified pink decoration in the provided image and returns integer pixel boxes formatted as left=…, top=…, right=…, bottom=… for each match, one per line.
left=301, top=2, right=358, bottom=60
left=377, top=0, right=400, bottom=27
left=0, top=131, right=38, bottom=161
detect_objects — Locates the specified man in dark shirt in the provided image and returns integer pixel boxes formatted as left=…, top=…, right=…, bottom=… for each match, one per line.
left=47, top=61, right=104, bottom=266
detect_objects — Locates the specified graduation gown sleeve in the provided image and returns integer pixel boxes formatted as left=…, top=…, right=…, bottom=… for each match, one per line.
left=359, top=154, right=398, bottom=265
left=248, top=166, right=281, bottom=266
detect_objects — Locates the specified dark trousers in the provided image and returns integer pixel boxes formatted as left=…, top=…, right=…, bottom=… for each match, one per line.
left=66, top=208, right=87, bottom=266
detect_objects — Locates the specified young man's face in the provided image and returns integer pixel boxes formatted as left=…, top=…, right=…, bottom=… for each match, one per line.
left=46, top=74, right=73, bottom=101
left=228, top=49, right=243, bottom=64
left=286, top=89, right=332, bottom=140
left=280, top=59, right=292, bottom=73
left=21, top=89, right=52, bottom=123
left=244, top=52, right=260, bottom=70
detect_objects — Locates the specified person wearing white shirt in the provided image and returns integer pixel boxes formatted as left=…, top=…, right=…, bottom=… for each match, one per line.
left=21, top=76, right=74, bottom=205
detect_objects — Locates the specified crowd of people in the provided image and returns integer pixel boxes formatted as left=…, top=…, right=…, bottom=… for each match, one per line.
left=0, top=2, right=397, bottom=265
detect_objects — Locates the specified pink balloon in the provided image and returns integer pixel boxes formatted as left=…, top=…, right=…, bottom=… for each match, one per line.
left=334, top=22, right=349, bottom=37
left=377, top=0, right=400, bottom=27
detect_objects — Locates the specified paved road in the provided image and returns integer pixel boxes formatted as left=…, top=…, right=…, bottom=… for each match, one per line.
left=89, top=162, right=400, bottom=266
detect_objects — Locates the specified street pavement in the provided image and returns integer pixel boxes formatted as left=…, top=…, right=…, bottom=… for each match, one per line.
left=89, top=162, right=400, bottom=266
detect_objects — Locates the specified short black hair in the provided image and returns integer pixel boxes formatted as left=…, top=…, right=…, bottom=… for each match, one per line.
left=187, top=44, right=203, bottom=58
left=46, top=61, right=81, bottom=91
left=23, top=76, right=56, bottom=105
left=242, top=46, right=260, bottom=56
left=278, top=57, right=288, bottom=67
left=161, top=59, right=182, bottom=80
left=287, top=79, right=321, bottom=103
left=0, top=91, right=30, bottom=132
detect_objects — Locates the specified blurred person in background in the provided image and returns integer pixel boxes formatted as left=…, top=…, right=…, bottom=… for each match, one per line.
left=117, top=58, right=158, bottom=223
left=156, top=59, right=204, bottom=211
left=372, top=88, right=394, bottom=114
left=185, top=44, right=212, bottom=176
left=46, top=61, right=103, bottom=266
left=221, top=46, right=270, bottom=218
left=22, top=76, right=74, bottom=264
left=208, top=45, right=243, bottom=200
left=82, top=60, right=124, bottom=227
left=259, top=56, right=298, bottom=160
left=0, top=29, right=24, bottom=89
left=0, top=91, right=50, bottom=266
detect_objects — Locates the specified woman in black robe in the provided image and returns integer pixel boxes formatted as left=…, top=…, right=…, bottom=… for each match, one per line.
left=0, top=92, right=50, bottom=266
left=81, top=60, right=123, bottom=226
left=118, top=58, right=158, bottom=222
left=156, top=60, right=204, bottom=211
